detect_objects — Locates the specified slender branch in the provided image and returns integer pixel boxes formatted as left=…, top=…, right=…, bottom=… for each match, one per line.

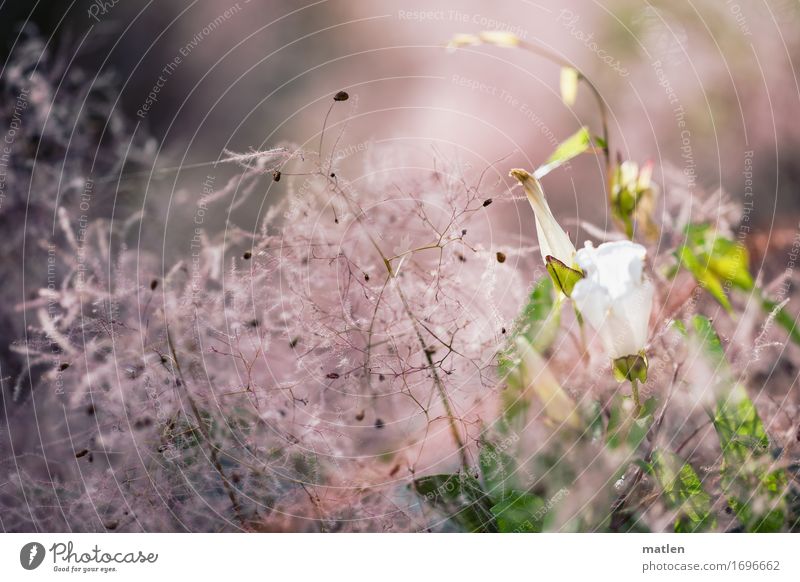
left=394, top=280, right=470, bottom=470
left=517, top=40, right=612, bottom=173
left=166, top=325, right=247, bottom=528
left=324, top=174, right=470, bottom=469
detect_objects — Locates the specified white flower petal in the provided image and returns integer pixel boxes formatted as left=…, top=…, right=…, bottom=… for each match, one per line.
left=510, top=169, right=576, bottom=265
left=572, top=240, right=654, bottom=359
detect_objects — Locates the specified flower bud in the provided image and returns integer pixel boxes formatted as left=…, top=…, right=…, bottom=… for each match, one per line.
left=509, top=168, right=577, bottom=268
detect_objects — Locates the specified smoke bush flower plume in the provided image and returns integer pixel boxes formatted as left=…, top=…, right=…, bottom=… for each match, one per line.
left=6, top=107, right=533, bottom=530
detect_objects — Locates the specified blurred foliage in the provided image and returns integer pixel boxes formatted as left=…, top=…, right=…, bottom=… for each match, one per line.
left=677, top=226, right=800, bottom=346
left=610, top=161, right=659, bottom=240
left=693, top=315, right=788, bottom=532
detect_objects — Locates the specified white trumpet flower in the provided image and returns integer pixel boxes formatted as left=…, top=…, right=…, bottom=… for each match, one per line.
left=571, top=240, right=654, bottom=361
left=510, top=169, right=576, bottom=266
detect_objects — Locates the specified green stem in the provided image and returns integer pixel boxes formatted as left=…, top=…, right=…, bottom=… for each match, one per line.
left=572, top=302, right=588, bottom=361
left=517, top=40, right=611, bottom=173
left=630, top=379, right=642, bottom=417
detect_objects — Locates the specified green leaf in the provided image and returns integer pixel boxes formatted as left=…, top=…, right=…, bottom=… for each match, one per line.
left=496, top=277, right=581, bottom=433
left=545, top=255, right=584, bottom=297
left=677, top=245, right=732, bottom=312
left=490, top=491, right=546, bottom=532
left=413, top=473, right=497, bottom=532
left=676, top=225, right=754, bottom=312
left=479, top=441, right=519, bottom=500
left=692, top=316, right=788, bottom=532
left=593, top=136, right=608, bottom=150
left=535, top=126, right=592, bottom=178
left=497, top=277, right=561, bottom=416
left=713, top=392, right=787, bottom=532
left=559, top=67, right=579, bottom=106
left=707, top=237, right=753, bottom=290
left=691, top=315, right=725, bottom=366
left=502, top=276, right=561, bottom=357
left=648, top=450, right=715, bottom=532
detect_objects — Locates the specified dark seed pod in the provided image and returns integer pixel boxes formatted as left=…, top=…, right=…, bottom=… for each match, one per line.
left=496, top=251, right=507, bottom=263
left=272, top=170, right=281, bottom=182
left=482, top=198, right=493, bottom=207
left=150, top=279, right=158, bottom=290
left=333, top=90, right=349, bottom=101
left=243, top=251, right=252, bottom=260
